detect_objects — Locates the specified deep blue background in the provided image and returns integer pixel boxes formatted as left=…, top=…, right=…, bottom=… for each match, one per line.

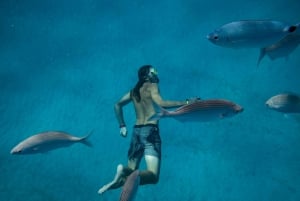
left=1, top=1, right=300, bottom=201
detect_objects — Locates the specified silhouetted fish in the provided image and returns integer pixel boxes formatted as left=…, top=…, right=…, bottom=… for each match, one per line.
left=10, top=131, right=92, bottom=155
left=149, top=99, right=243, bottom=122
left=119, top=170, right=140, bottom=201
left=207, top=20, right=297, bottom=48
left=266, top=93, right=300, bottom=113
left=257, top=24, right=300, bottom=66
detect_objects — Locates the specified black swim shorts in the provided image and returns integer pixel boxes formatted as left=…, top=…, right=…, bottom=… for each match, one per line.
left=128, top=124, right=161, bottom=160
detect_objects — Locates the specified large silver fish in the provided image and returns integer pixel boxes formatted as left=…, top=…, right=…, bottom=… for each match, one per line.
left=257, top=23, right=300, bottom=66
left=266, top=93, right=300, bottom=113
left=149, top=99, right=243, bottom=122
left=10, top=131, right=92, bottom=155
left=207, top=20, right=297, bottom=48
left=119, top=170, right=140, bottom=201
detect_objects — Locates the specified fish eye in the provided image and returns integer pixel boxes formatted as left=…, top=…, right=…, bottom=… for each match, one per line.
left=12, top=150, right=22, bottom=154
left=214, top=35, right=219, bottom=40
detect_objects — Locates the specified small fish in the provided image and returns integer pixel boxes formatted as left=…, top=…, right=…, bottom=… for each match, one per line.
left=266, top=93, right=300, bottom=113
left=10, top=131, right=92, bottom=155
left=207, top=20, right=297, bottom=48
left=119, top=170, right=140, bottom=201
left=149, top=99, right=243, bottom=122
left=257, top=24, right=300, bottom=66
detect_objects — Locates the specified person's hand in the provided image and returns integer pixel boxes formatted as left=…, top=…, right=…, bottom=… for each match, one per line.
left=120, top=125, right=127, bottom=137
left=186, top=97, right=201, bottom=104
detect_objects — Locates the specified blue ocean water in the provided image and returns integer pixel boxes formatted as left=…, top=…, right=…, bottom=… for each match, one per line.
left=1, top=0, right=300, bottom=201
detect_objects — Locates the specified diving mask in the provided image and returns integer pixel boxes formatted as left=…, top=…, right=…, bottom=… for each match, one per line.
left=148, top=67, right=159, bottom=83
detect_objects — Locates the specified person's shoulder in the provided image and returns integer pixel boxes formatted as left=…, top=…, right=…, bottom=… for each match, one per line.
left=148, top=83, right=159, bottom=93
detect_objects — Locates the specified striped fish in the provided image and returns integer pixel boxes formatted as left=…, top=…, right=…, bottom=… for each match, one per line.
left=149, top=99, right=243, bottom=122
left=266, top=93, right=300, bottom=113
left=119, top=170, right=140, bottom=201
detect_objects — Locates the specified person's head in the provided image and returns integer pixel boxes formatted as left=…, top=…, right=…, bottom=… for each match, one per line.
left=138, top=65, right=159, bottom=84
left=131, top=65, right=159, bottom=102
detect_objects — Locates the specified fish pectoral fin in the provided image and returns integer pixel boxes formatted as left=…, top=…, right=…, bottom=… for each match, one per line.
left=33, top=147, right=39, bottom=151
left=33, top=147, right=47, bottom=153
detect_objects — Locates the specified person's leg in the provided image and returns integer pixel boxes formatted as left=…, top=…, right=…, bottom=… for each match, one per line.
left=138, top=124, right=161, bottom=185
left=98, top=127, right=143, bottom=195
left=139, top=155, right=160, bottom=185
left=97, top=158, right=141, bottom=194
left=97, top=164, right=124, bottom=194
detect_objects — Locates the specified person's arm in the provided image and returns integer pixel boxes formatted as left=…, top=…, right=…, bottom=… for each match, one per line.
left=114, top=92, right=131, bottom=127
left=150, top=84, right=186, bottom=108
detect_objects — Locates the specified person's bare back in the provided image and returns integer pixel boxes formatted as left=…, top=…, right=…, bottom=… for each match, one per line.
left=133, top=82, right=157, bottom=125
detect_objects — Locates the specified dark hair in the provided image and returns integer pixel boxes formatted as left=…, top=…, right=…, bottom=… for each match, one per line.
left=131, top=65, right=152, bottom=102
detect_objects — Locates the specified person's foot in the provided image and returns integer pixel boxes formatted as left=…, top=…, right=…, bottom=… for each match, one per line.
left=98, top=164, right=125, bottom=194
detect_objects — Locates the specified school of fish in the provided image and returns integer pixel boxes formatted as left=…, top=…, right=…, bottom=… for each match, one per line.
left=9, top=17, right=300, bottom=201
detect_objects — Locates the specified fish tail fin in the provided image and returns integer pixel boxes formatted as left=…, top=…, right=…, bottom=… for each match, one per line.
left=284, top=25, right=297, bottom=33
left=257, top=48, right=266, bottom=67
left=289, top=25, right=297, bottom=33
left=80, top=130, right=93, bottom=147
